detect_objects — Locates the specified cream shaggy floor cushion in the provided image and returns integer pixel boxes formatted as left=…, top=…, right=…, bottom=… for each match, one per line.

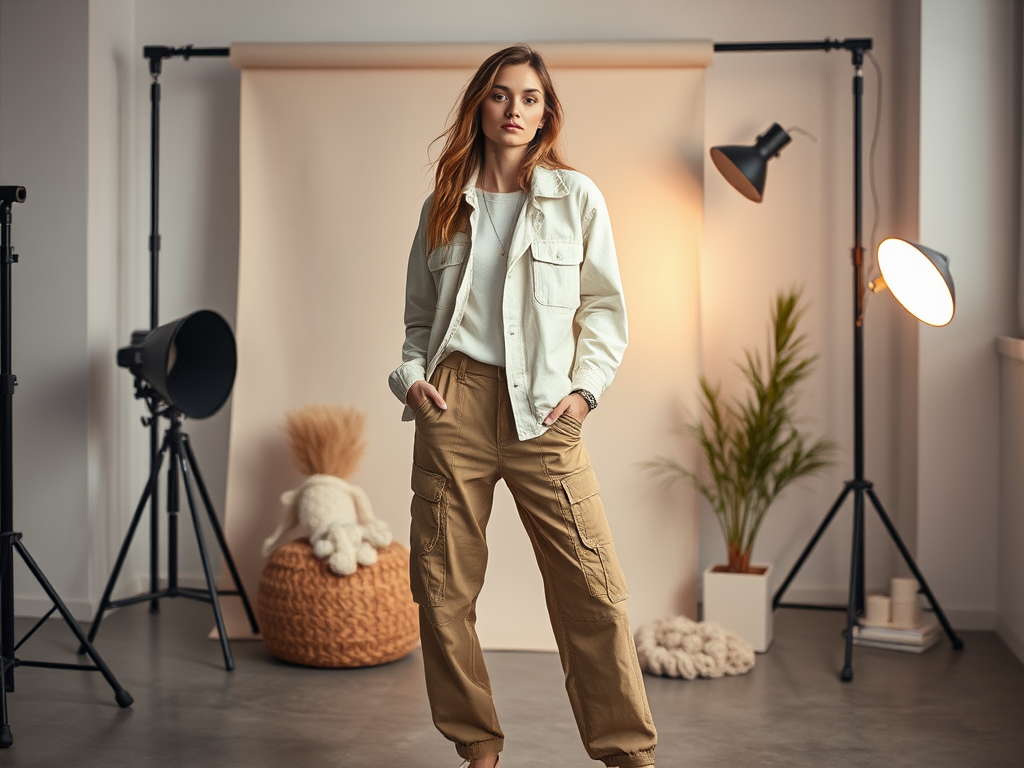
left=635, top=616, right=755, bottom=679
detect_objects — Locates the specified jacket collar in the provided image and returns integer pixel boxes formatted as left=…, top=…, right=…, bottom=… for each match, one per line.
left=530, top=166, right=571, bottom=200
left=461, top=165, right=570, bottom=204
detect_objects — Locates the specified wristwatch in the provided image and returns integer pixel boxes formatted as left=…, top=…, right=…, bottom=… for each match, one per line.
left=571, top=388, right=598, bottom=412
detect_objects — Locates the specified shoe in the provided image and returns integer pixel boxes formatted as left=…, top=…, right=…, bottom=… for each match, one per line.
left=459, top=757, right=500, bottom=768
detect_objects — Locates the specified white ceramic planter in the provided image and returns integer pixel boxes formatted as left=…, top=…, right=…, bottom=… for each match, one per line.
left=702, top=563, right=773, bottom=652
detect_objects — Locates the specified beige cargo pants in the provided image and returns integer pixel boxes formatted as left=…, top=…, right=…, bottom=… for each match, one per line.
left=409, top=352, right=657, bottom=767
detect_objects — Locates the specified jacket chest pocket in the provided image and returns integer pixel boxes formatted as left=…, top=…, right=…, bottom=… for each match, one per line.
left=531, top=241, right=584, bottom=309
left=427, top=241, right=468, bottom=310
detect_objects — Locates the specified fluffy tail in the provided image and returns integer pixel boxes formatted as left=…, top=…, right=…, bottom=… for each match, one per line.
left=351, top=484, right=392, bottom=547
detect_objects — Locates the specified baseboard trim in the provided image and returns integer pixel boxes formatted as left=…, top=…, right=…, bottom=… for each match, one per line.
left=941, top=608, right=997, bottom=630
left=774, top=588, right=997, bottom=630
left=996, top=617, right=1024, bottom=665
left=15, top=574, right=220, bottom=622
left=776, top=585, right=889, bottom=607
left=14, top=596, right=93, bottom=622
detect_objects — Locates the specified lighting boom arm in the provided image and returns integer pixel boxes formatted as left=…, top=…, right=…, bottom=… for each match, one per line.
left=143, top=45, right=231, bottom=76
left=714, top=38, right=873, bottom=59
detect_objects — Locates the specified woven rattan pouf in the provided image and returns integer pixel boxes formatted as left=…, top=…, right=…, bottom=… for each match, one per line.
left=258, top=539, right=419, bottom=667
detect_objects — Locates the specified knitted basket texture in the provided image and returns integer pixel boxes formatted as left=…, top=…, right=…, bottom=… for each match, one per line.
left=258, top=538, right=419, bottom=667
left=635, top=615, right=755, bottom=679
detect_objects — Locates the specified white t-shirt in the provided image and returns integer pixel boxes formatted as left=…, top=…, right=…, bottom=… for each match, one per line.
left=448, top=189, right=524, bottom=367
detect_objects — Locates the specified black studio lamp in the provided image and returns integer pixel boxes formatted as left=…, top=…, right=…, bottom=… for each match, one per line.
left=117, top=309, right=237, bottom=419
left=710, top=123, right=792, bottom=203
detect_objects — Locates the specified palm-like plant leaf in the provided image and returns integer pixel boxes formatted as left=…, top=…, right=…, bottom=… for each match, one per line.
left=643, top=289, right=834, bottom=573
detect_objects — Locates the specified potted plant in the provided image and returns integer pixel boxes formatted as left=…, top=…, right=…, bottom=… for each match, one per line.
left=647, top=289, right=833, bottom=651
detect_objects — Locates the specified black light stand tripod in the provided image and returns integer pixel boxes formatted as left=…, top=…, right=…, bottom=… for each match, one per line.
left=81, top=382, right=258, bottom=671
left=81, top=43, right=257, bottom=670
left=713, top=38, right=964, bottom=681
left=0, top=186, right=133, bottom=748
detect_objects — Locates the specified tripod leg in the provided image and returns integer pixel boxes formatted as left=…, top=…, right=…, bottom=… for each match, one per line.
left=1, top=533, right=13, bottom=694
left=774, top=482, right=854, bottom=609
left=0, top=536, right=10, bottom=745
left=0, top=656, right=10, bottom=747
left=80, top=438, right=168, bottom=653
left=14, top=541, right=132, bottom=707
left=865, top=487, right=964, bottom=650
left=150, top=420, right=161, bottom=613
left=175, top=449, right=234, bottom=671
left=182, top=436, right=259, bottom=634
left=841, top=488, right=865, bottom=682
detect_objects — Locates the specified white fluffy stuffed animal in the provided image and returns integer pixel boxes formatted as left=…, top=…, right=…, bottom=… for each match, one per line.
left=262, top=474, right=392, bottom=576
left=261, top=403, right=392, bottom=576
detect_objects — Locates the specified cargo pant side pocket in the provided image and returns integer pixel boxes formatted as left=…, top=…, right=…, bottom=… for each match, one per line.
left=410, top=463, right=448, bottom=607
left=559, top=466, right=629, bottom=604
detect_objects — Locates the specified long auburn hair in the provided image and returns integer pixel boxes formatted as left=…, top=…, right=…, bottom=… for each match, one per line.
left=427, top=44, right=572, bottom=252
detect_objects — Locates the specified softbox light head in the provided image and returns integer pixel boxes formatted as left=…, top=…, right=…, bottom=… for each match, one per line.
left=117, top=310, right=237, bottom=419
left=710, top=123, right=792, bottom=203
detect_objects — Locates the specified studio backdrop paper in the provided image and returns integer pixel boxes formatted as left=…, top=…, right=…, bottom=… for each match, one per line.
left=223, top=42, right=708, bottom=649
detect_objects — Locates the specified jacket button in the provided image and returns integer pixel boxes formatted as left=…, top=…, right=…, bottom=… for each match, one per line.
left=513, top=383, right=519, bottom=388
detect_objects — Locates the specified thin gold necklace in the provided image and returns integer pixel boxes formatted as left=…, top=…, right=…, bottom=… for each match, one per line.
left=481, top=190, right=524, bottom=258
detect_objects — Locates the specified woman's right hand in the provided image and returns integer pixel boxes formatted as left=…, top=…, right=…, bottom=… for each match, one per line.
left=407, top=380, right=448, bottom=412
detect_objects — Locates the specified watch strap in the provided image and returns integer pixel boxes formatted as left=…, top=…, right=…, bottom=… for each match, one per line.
left=572, top=388, right=598, bottom=412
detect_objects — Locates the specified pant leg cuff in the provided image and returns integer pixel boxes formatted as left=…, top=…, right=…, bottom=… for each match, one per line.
left=600, top=747, right=656, bottom=767
left=456, top=737, right=504, bottom=761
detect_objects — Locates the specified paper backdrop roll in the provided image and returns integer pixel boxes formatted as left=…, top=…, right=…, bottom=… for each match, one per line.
left=219, top=41, right=711, bottom=649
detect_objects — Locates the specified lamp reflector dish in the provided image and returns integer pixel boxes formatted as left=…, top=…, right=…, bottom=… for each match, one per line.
left=876, top=238, right=955, bottom=326
left=711, top=145, right=765, bottom=202
left=710, top=123, right=791, bottom=203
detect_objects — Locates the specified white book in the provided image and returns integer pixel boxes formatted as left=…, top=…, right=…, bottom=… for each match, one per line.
left=853, top=634, right=940, bottom=654
left=853, top=620, right=940, bottom=645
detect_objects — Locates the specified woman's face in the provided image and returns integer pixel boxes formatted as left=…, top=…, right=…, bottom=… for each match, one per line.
left=479, top=63, right=546, bottom=152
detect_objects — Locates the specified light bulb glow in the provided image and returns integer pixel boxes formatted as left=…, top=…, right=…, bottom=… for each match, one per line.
left=876, top=238, right=955, bottom=326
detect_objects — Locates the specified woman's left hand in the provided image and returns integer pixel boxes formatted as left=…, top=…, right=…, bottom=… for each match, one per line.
left=543, top=393, right=590, bottom=426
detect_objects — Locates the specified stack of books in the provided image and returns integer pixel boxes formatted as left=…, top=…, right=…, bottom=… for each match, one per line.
left=852, top=618, right=941, bottom=653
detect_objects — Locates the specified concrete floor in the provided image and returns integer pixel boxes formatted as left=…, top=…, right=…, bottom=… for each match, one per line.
left=1, top=601, right=1022, bottom=767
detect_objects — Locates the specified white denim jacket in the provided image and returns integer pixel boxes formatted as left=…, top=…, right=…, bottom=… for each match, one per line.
left=388, top=166, right=628, bottom=440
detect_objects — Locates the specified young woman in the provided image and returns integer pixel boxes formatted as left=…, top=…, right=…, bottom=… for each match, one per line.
left=388, top=44, right=657, bottom=768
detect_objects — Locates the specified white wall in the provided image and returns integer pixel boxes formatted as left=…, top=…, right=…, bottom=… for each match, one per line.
left=0, top=0, right=1017, bottom=640
left=998, top=340, right=1024, bottom=663
left=0, top=0, right=92, bottom=616
left=918, top=0, right=1020, bottom=630
left=87, top=0, right=139, bottom=618
left=997, top=1, right=1024, bottom=665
